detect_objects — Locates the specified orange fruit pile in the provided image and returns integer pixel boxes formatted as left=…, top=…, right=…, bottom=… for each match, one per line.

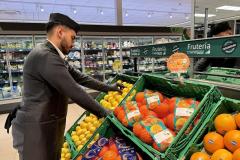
left=191, top=113, right=240, bottom=160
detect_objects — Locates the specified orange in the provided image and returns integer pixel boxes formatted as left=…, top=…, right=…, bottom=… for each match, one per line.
left=175, top=117, right=188, bottom=131
left=224, top=130, right=240, bottom=152
left=203, top=132, right=224, bottom=154
left=211, top=149, right=232, bottom=160
left=102, top=150, right=118, bottom=160
left=135, top=92, right=145, bottom=103
left=109, top=143, right=118, bottom=154
left=165, top=113, right=175, bottom=131
left=214, top=114, right=237, bottom=135
left=190, top=152, right=210, bottom=160
left=233, top=148, right=240, bottom=160
left=234, top=113, right=240, bottom=128
left=133, top=122, right=143, bottom=137
left=152, top=103, right=169, bottom=118
left=98, top=146, right=109, bottom=157
left=139, top=128, right=153, bottom=144
left=169, top=97, right=177, bottom=113
left=116, top=155, right=121, bottom=160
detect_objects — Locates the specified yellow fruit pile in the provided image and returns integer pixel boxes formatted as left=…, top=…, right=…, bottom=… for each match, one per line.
left=61, top=141, right=71, bottom=160
left=71, top=114, right=103, bottom=151
left=100, top=80, right=135, bottom=110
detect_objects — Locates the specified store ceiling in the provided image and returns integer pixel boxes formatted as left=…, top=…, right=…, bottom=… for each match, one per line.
left=0, top=0, right=239, bottom=27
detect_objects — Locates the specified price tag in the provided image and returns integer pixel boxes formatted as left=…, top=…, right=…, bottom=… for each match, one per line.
left=147, top=95, right=160, bottom=104
left=127, top=110, right=140, bottom=120
left=154, top=129, right=173, bottom=144
left=176, top=108, right=194, bottom=117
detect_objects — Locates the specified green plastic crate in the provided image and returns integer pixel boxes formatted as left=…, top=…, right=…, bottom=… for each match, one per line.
left=179, top=97, right=240, bottom=160
left=197, top=67, right=240, bottom=85
left=65, top=111, right=95, bottom=159
left=73, top=116, right=157, bottom=160
left=95, top=73, right=139, bottom=102
left=109, top=74, right=221, bottom=160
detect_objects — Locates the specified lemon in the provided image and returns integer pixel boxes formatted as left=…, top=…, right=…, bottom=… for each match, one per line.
left=94, top=133, right=100, bottom=141
left=61, top=148, right=69, bottom=154
left=122, top=92, right=127, bottom=97
left=77, top=145, right=83, bottom=151
left=85, top=130, right=91, bottom=136
left=77, top=130, right=82, bottom=136
left=84, top=116, right=92, bottom=123
left=61, top=153, right=65, bottom=158
left=75, top=140, right=81, bottom=146
left=104, top=95, right=109, bottom=101
left=65, top=153, right=71, bottom=159
left=63, top=142, right=68, bottom=148
left=76, top=126, right=81, bottom=131
left=85, top=133, right=93, bottom=139
left=117, top=80, right=122, bottom=84
left=80, top=122, right=87, bottom=129
left=89, top=126, right=96, bottom=133
left=71, top=131, right=77, bottom=136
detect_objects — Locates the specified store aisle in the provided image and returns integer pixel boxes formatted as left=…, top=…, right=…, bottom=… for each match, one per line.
left=0, top=104, right=85, bottom=160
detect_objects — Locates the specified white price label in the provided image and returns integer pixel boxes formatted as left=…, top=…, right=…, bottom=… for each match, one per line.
left=147, top=95, right=160, bottom=104
left=154, top=129, right=173, bottom=144
left=127, top=110, right=140, bottom=119
left=176, top=108, right=194, bottom=117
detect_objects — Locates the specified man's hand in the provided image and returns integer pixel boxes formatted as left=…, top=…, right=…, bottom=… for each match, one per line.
left=110, top=83, right=124, bottom=93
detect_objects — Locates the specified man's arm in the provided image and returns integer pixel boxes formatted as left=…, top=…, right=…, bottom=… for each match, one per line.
left=40, top=54, right=109, bottom=118
left=66, top=62, right=121, bottom=92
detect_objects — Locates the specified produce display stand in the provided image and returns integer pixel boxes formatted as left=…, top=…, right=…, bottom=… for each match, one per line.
left=65, top=36, right=240, bottom=160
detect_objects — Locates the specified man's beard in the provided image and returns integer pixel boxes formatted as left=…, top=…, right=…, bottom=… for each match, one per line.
left=60, top=38, right=69, bottom=55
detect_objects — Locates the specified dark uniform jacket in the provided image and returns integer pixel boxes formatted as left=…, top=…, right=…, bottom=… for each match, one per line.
left=12, top=41, right=112, bottom=160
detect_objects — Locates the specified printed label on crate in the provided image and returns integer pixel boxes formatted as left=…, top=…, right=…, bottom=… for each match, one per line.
left=153, top=129, right=173, bottom=144
left=147, top=95, right=160, bottom=104
left=114, top=137, right=137, bottom=160
left=175, top=108, right=195, bottom=117
left=127, top=110, right=141, bottom=120
left=122, top=101, right=142, bottom=127
left=82, top=137, right=109, bottom=160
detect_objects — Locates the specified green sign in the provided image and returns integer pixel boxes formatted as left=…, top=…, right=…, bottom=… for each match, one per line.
left=130, top=35, right=240, bottom=58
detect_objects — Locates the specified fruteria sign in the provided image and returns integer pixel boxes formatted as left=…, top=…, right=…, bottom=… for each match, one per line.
left=130, top=35, right=240, bottom=58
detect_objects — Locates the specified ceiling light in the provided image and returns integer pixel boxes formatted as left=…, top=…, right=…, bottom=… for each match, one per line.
left=125, top=11, right=128, bottom=17
left=216, top=5, right=240, bottom=11
left=40, top=6, right=44, bottom=12
left=195, top=13, right=216, bottom=18
left=73, top=9, right=77, bottom=14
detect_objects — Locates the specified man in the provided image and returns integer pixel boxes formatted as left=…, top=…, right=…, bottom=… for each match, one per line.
left=194, top=22, right=239, bottom=71
left=10, top=13, right=122, bottom=160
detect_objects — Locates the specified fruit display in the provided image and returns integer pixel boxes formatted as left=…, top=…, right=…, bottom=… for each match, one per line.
left=114, top=89, right=200, bottom=152
left=70, top=113, right=104, bottom=152
left=190, top=113, right=240, bottom=160
left=76, top=136, right=143, bottom=160
left=61, top=141, right=72, bottom=160
left=100, top=80, right=135, bottom=110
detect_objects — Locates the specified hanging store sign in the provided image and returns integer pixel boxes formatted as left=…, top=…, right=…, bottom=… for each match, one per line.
left=130, top=35, right=240, bottom=58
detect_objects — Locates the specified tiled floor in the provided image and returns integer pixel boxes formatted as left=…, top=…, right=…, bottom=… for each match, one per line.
left=0, top=104, right=85, bottom=160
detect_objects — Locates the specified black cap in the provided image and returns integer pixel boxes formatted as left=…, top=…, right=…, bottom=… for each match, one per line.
left=46, top=13, right=80, bottom=33
left=210, top=22, right=231, bottom=36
